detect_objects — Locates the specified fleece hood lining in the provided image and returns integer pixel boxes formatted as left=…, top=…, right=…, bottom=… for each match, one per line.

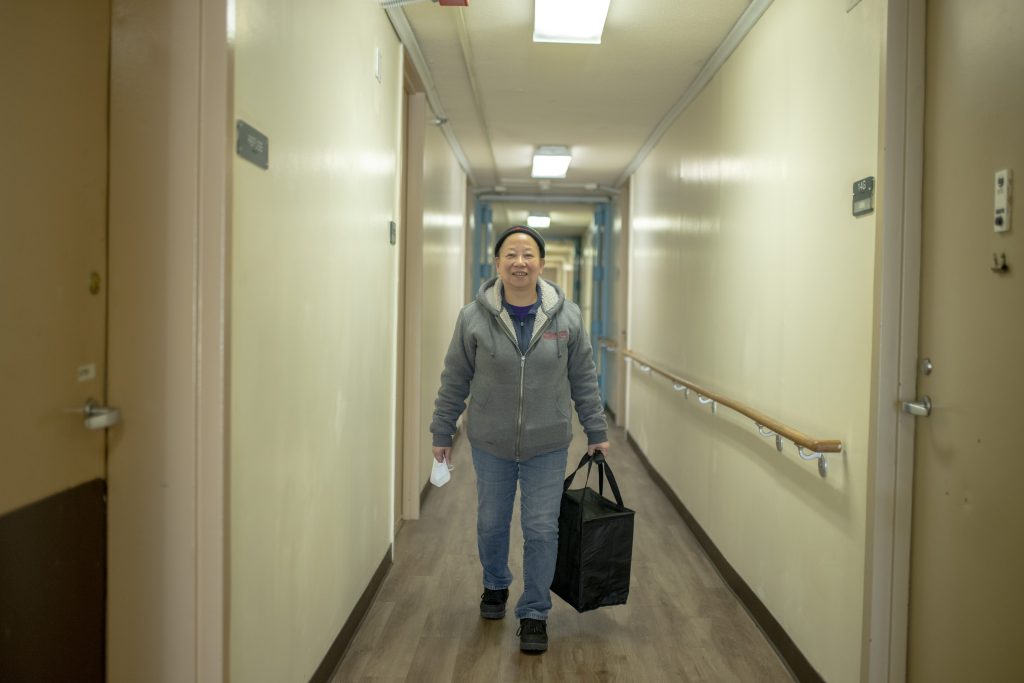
left=481, top=278, right=562, bottom=349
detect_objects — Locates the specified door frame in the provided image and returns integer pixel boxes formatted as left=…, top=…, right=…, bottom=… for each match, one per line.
left=611, top=181, right=630, bottom=426
left=195, top=0, right=231, bottom=677
left=593, top=202, right=612, bottom=405
left=399, top=53, right=427, bottom=523
left=106, top=0, right=229, bottom=678
left=863, top=0, right=925, bottom=680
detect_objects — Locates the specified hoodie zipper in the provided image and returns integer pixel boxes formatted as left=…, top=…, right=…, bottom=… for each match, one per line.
left=496, top=312, right=554, bottom=459
left=514, top=355, right=526, bottom=458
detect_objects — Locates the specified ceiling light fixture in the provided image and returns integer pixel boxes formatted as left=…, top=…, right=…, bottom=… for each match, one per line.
left=527, top=213, right=551, bottom=229
left=531, top=145, right=572, bottom=178
left=533, top=0, right=611, bottom=44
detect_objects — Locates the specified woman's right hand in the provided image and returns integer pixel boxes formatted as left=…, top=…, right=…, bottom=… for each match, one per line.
left=433, top=446, right=451, bottom=464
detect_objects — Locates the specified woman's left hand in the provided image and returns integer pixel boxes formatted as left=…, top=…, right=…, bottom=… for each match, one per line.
left=587, top=442, right=611, bottom=456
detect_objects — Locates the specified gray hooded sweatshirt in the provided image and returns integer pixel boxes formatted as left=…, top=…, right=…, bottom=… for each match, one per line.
left=430, top=276, right=608, bottom=461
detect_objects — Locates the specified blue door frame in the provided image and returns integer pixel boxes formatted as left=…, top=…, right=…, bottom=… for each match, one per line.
left=473, top=199, right=494, bottom=296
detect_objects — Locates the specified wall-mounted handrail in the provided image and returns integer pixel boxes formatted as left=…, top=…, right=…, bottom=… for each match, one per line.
left=616, top=347, right=843, bottom=478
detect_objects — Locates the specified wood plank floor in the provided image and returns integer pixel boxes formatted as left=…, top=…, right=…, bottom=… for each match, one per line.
left=331, top=419, right=794, bottom=682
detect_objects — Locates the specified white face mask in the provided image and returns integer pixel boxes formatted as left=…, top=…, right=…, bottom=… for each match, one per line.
left=430, top=456, right=454, bottom=487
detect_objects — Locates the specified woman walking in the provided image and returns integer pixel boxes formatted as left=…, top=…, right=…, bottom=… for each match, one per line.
left=430, top=225, right=609, bottom=654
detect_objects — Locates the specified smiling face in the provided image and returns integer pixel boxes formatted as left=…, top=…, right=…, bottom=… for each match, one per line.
left=495, top=232, right=545, bottom=297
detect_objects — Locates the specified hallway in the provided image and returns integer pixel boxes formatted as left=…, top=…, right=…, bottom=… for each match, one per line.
left=4, top=0, right=1023, bottom=681
left=331, top=419, right=793, bottom=682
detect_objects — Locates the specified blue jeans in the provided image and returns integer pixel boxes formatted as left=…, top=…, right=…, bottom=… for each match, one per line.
left=471, top=446, right=568, bottom=621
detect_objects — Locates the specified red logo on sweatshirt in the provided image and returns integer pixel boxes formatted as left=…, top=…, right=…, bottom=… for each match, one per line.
left=543, top=330, right=569, bottom=341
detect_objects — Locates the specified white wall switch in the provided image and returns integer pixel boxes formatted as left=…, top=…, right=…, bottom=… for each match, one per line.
left=994, top=169, right=1012, bottom=233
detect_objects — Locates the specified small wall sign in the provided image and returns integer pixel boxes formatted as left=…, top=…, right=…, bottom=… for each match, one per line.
left=852, top=176, right=875, bottom=217
left=236, top=120, right=269, bottom=170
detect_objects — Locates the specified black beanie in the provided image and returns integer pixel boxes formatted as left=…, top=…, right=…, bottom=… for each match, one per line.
left=493, top=225, right=546, bottom=258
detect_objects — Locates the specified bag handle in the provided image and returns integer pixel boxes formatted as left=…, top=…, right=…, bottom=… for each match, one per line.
left=562, top=450, right=625, bottom=507
left=592, top=451, right=625, bottom=507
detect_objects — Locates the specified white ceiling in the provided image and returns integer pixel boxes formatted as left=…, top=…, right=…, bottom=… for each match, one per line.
left=386, top=0, right=753, bottom=235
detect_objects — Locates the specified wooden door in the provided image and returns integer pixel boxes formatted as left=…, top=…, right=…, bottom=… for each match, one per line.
left=0, top=1, right=111, bottom=680
left=907, top=1, right=1024, bottom=680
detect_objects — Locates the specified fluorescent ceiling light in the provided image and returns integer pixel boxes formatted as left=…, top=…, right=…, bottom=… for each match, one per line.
left=533, top=0, right=612, bottom=44
left=531, top=145, right=572, bottom=178
left=527, top=213, right=551, bottom=229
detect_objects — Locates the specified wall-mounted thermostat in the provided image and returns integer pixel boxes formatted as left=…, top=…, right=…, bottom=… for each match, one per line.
left=852, top=176, right=874, bottom=217
left=994, top=169, right=1012, bottom=233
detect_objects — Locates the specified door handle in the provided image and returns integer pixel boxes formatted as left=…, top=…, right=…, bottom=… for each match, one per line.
left=901, top=396, right=931, bottom=417
left=68, top=398, right=122, bottom=430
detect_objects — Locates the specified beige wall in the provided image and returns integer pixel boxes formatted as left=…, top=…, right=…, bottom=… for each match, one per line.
left=626, top=0, right=882, bottom=680
left=606, top=188, right=629, bottom=422
left=418, top=122, right=468, bottom=485
left=229, top=1, right=403, bottom=681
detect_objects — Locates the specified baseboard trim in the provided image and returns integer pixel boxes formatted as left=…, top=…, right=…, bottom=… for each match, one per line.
left=420, top=476, right=432, bottom=507
left=626, top=432, right=824, bottom=683
left=311, top=546, right=392, bottom=683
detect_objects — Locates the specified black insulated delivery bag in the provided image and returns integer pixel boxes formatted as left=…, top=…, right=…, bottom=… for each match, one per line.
left=551, top=451, right=635, bottom=612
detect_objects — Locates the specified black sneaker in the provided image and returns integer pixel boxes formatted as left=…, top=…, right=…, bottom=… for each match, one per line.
left=517, top=618, right=548, bottom=653
left=479, top=587, right=508, bottom=619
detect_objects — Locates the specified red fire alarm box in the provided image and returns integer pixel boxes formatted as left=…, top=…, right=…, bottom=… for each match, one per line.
left=438, top=0, right=469, bottom=6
